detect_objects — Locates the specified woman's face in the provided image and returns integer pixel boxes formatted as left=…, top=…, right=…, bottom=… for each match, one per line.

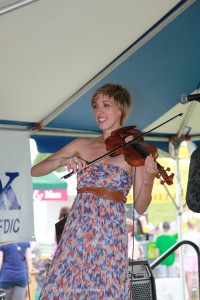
left=92, top=94, right=122, bottom=132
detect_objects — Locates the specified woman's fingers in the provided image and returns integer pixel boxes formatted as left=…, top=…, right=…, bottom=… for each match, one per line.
left=144, top=155, right=158, bottom=176
left=65, top=156, right=87, bottom=173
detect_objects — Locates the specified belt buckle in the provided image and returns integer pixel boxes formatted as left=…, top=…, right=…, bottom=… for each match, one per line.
left=102, top=188, right=110, bottom=200
left=115, top=190, right=124, bottom=203
left=112, top=190, right=124, bottom=203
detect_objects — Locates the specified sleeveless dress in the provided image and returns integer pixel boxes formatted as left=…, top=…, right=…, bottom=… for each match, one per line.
left=39, top=163, right=132, bottom=300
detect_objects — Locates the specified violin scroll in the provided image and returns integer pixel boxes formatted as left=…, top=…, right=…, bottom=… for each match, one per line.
left=156, top=165, right=174, bottom=185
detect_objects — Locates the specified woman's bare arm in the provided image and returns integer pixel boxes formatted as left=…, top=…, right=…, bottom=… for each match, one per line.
left=31, top=139, right=87, bottom=177
left=133, top=155, right=157, bottom=215
left=0, top=251, right=3, bottom=270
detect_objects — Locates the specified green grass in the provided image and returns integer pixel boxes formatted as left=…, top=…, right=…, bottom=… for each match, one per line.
left=147, top=201, right=178, bottom=226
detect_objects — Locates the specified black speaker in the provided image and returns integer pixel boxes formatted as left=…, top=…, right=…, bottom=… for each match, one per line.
left=128, top=259, right=157, bottom=300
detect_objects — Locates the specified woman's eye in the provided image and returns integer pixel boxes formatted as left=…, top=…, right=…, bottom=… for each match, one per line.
left=104, top=103, right=110, bottom=108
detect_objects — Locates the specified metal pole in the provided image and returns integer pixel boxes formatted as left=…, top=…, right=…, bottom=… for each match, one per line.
left=172, top=138, right=187, bottom=300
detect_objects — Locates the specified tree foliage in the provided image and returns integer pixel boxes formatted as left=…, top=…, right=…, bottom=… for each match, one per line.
left=33, top=153, right=67, bottom=173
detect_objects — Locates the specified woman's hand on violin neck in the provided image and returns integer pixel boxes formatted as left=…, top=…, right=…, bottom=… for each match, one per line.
left=60, top=156, right=87, bottom=174
left=143, top=154, right=158, bottom=184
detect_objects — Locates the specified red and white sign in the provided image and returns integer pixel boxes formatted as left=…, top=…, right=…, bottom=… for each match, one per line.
left=33, top=189, right=68, bottom=201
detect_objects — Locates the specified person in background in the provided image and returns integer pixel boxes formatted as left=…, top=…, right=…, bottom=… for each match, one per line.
left=31, top=83, right=158, bottom=299
left=183, top=219, right=200, bottom=300
left=52, top=206, right=71, bottom=257
left=0, top=242, right=31, bottom=300
left=155, top=221, right=177, bottom=278
left=58, top=206, right=71, bottom=221
left=126, top=218, right=144, bottom=260
left=186, top=146, right=200, bottom=213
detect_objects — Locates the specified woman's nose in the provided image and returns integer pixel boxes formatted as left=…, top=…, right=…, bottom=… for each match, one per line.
left=96, top=105, right=104, bottom=112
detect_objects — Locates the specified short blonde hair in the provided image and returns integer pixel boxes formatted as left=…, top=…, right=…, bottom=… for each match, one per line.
left=187, top=219, right=197, bottom=229
left=91, top=83, right=132, bottom=125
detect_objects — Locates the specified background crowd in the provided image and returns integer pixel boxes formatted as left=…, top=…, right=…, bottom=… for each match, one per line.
left=1, top=207, right=200, bottom=300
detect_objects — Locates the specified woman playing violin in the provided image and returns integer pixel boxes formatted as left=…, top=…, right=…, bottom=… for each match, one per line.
left=31, top=83, right=158, bottom=299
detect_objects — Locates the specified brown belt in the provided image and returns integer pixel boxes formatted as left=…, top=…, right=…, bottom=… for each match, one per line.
left=77, top=187, right=127, bottom=203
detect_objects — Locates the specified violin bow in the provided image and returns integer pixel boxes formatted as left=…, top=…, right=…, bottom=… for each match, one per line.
left=61, top=113, right=183, bottom=179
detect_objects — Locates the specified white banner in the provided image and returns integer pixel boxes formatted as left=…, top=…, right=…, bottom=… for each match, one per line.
left=0, top=131, right=35, bottom=244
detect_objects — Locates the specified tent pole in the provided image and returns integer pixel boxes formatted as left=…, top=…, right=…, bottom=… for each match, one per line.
left=172, top=138, right=187, bottom=300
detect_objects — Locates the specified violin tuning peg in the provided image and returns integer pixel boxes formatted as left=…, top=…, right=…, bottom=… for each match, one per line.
left=160, top=180, right=165, bottom=185
left=166, top=167, right=171, bottom=172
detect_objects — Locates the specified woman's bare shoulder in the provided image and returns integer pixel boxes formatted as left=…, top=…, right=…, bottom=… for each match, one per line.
left=67, top=136, right=99, bottom=147
left=59, top=136, right=100, bottom=154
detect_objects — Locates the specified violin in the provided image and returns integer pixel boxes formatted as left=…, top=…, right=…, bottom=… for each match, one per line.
left=61, top=113, right=182, bottom=182
left=105, top=126, right=174, bottom=185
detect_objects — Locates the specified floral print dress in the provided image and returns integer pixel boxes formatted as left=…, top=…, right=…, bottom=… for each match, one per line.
left=39, top=163, right=132, bottom=300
